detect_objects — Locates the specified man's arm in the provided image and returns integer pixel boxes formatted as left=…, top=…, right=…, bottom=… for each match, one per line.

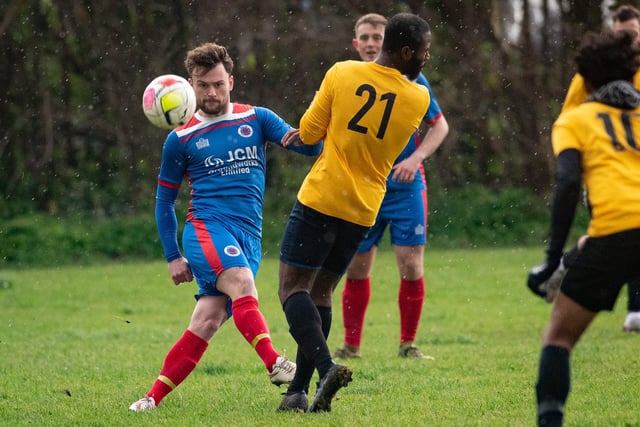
left=254, top=107, right=323, bottom=155
left=280, top=128, right=323, bottom=155
left=300, top=66, right=335, bottom=145
left=547, top=148, right=582, bottom=262
left=155, top=183, right=182, bottom=263
left=415, top=115, right=449, bottom=162
left=527, top=148, right=582, bottom=298
left=390, top=115, right=449, bottom=183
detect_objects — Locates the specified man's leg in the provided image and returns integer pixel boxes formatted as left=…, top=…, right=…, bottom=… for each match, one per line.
left=217, top=267, right=294, bottom=385
left=395, top=245, right=431, bottom=359
left=536, top=292, right=595, bottom=426
left=129, top=296, right=227, bottom=411
left=337, top=249, right=376, bottom=358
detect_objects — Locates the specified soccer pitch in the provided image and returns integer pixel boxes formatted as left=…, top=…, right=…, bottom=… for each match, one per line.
left=1, top=247, right=638, bottom=426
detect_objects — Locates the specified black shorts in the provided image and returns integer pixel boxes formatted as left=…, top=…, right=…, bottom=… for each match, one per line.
left=279, top=200, right=370, bottom=276
left=561, top=228, right=640, bottom=312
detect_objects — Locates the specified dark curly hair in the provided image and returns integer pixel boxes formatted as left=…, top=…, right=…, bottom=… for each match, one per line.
left=575, top=30, right=640, bottom=89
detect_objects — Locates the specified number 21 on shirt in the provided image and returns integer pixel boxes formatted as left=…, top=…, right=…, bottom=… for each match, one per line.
left=348, top=84, right=397, bottom=139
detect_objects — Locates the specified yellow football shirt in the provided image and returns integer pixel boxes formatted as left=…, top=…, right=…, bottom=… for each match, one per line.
left=552, top=101, right=640, bottom=236
left=298, top=60, right=430, bottom=227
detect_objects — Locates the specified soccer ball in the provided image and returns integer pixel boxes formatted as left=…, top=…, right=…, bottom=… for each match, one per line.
left=142, top=74, right=196, bottom=129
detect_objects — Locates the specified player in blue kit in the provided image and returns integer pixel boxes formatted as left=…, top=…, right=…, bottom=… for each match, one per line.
left=129, top=42, right=321, bottom=412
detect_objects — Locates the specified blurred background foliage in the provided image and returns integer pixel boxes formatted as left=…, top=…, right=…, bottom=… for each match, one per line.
left=1, top=0, right=618, bottom=266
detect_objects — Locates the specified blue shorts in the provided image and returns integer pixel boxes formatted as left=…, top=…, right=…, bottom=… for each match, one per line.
left=562, top=228, right=640, bottom=312
left=182, top=217, right=261, bottom=315
left=358, top=188, right=427, bottom=253
left=280, top=200, right=370, bottom=276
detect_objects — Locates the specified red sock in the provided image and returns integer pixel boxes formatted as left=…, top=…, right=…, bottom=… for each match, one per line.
left=147, top=329, right=208, bottom=405
left=342, top=277, right=371, bottom=347
left=231, top=295, right=280, bottom=370
left=399, top=277, right=425, bottom=344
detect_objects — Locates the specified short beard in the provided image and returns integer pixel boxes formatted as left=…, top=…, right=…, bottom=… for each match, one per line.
left=405, top=56, right=423, bottom=81
left=198, top=101, right=226, bottom=116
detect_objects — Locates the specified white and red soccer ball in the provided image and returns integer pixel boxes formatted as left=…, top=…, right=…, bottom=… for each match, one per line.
left=142, top=74, right=196, bottom=129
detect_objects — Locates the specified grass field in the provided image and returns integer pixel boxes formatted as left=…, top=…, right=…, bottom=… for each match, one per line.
left=1, top=247, right=638, bottom=426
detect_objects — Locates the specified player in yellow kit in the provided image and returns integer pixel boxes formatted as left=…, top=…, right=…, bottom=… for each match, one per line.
left=561, top=5, right=640, bottom=113
left=334, top=13, right=449, bottom=361
left=276, top=12, right=431, bottom=413
left=542, top=4, right=640, bottom=332
left=530, top=30, right=640, bottom=426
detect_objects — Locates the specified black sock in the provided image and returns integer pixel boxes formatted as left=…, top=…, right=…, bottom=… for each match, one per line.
left=317, top=305, right=332, bottom=340
left=283, top=292, right=334, bottom=380
left=536, top=345, right=570, bottom=427
left=286, top=305, right=334, bottom=394
left=287, top=347, right=314, bottom=395
left=627, top=277, right=640, bottom=312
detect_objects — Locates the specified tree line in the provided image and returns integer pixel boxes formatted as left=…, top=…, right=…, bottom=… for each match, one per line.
left=0, top=0, right=621, bottom=220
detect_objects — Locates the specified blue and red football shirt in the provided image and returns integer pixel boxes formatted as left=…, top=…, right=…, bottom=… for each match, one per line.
left=155, top=103, right=320, bottom=262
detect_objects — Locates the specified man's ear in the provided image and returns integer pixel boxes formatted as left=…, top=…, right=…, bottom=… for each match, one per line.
left=400, top=45, right=413, bottom=60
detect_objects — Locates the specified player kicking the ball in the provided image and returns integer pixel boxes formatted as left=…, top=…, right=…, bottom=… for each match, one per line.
left=129, top=42, right=321, bottom=412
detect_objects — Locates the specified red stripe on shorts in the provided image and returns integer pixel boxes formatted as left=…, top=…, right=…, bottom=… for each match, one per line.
left=192, top=218, right=224, bottom=275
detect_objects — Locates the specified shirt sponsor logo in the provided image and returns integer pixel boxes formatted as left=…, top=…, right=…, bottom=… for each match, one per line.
left=226, top=146, right=258, bottom=162
left=224, top=245, right=241, bottom=257
left=204, top=145, right=259, bottom=177
left=204, top=156, right=225, bottom=168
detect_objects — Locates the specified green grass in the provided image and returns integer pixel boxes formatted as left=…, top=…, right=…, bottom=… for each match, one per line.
left=1, top=247, right=638, bottom=426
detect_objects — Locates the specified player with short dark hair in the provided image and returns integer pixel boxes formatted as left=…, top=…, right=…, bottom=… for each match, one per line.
left=334, top=12, right=448, bottom=361
left=530, top=30, right=640, bottom=426
left=275, top=13, right=432, bottom=413
left=128, top=42, right=321, bottom=412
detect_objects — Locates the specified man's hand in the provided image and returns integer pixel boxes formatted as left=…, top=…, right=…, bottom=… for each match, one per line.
left=527, top=258, right=560, bottom=299
left=281, top=129, right=302, bottom=147
left=168, top=257, right=193, bottom=286
left=542, top=259, right=566, bottom=303
left=390, top=155, right=421, bottom=183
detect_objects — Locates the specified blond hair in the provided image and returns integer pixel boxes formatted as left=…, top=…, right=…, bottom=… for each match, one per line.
left=354, top=13, right=387, bottom=33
